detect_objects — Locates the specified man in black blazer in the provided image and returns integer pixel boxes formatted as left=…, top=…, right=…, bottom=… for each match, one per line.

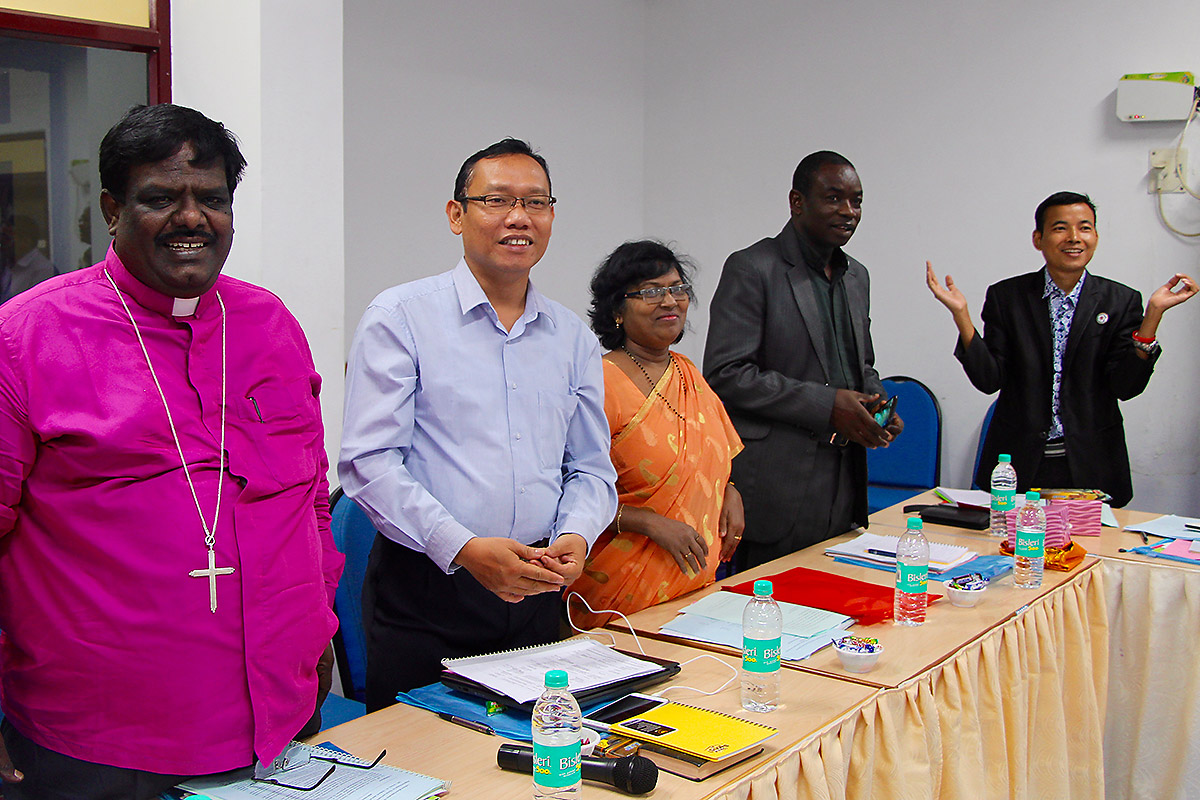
left=705, top=151, right=902, bottom=570
left=927, top=191, right=1197, bottom=506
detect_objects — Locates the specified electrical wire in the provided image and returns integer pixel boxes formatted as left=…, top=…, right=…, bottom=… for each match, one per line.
left=565, top=591, right=739, bottom=699
left=1155, top=88, right=1200, bottom=237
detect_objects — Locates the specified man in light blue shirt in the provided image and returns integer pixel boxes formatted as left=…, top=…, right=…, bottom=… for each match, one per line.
left=339, top=139, right=617, bottom=708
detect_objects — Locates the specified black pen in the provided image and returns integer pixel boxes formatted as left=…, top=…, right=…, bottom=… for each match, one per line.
left=1140, top=531, right=1149, bottom=545
left=867, top=548, right=897, bottom=558
left=437, top=712, right=495, bottom=735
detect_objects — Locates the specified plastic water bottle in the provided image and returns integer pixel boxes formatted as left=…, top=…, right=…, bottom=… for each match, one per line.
left=532, top=669, right=581, bottom=799
left=893, top=517, right=930, bottom=626
left=741, top=579, right=781, bottom=712
left=990, top=454, right=1018, bottom=537
left=1014, top=491, right=1046, bottom=589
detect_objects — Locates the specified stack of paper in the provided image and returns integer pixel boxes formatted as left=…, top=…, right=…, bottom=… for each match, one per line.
left=659, top=592, right=853, bottom=661
left=442, top=638, right=663, bottom=705
left=825, top=532, right=976, bottom=574
left=1124, top=515, right=1200, bottom=541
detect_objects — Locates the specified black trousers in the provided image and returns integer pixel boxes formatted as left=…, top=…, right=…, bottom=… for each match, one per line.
left=0, top=718, right=189, bottom=800
left=734, top=444, right=856, bottom=572
left=0, top=699, right=320, bottom=799
left=362, top=534, right=561, bottom=712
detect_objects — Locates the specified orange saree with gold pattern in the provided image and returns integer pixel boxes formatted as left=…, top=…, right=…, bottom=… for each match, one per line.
left=570, top=354, right=742, bottom=628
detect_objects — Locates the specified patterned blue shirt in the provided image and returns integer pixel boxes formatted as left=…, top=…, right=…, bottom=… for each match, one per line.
left=1042, top=269, right=1087, bottom=440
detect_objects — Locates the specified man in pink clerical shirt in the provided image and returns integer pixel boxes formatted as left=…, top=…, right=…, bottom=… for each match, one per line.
left=0, top=104, right=343, bottom=799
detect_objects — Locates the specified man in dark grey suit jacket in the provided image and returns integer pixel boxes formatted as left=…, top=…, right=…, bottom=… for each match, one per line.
left=704, top=151, right=902, bottom=570
left=927, top=191, right=1196, bottom=506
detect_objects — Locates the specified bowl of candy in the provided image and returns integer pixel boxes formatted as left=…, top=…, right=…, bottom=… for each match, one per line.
left=945, top=573, right=987, bottom=607
left=832, top=635, right=883, bottom=673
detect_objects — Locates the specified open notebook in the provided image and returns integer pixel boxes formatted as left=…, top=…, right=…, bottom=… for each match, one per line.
left=825, top=531, right=975, bottom=574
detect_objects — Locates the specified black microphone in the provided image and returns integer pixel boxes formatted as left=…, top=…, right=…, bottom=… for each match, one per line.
left=497, top=742, right=658, bottom=795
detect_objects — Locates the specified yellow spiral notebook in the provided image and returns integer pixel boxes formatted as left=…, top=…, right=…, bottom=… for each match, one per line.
left=609, top=700, right=778, bottom=761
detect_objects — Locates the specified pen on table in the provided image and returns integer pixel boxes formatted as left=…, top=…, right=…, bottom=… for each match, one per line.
left=1184, top=523, right=1200, bottom=532
left=867, top=548, right=897, bottom=558
left=437, top=713, right=495, bottom=735
left=1139, top=531, right=1148, bottom=545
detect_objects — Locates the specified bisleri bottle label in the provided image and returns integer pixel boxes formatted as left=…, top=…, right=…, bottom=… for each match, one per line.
left=897, top=563, right=928, bottom=594
left=991, top=489, right=1015, bottom=511
left=742, top=636, right=782, bottom=673
left=532, top=742, right=580, bottom=788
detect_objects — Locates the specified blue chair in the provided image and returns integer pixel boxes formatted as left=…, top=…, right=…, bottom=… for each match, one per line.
left=970, top=400, right=998, bottom=490
left=319, top=486, right=375, bottom=729
left=867, top=376, right=942, bottom=513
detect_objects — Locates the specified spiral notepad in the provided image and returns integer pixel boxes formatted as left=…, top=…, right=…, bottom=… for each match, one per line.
left=610, top=700, right=778, bottom=761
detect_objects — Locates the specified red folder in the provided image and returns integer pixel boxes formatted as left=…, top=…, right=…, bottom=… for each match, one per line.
left=723, top=566, right=940, bottom=625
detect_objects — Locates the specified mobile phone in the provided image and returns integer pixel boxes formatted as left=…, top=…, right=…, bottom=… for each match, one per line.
left=872, top=395, right=897, bottom=428
left=582, top=692, right=668, bottom=732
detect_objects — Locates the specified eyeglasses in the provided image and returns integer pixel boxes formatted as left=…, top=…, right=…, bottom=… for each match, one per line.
left=459, top=194, right=556, bottom=214
left=251, top=745, right=387, bottom=792
left=623, top=284, right=692, bottom=304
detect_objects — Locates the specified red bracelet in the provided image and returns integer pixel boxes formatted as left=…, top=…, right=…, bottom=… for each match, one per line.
left=1131, top=331, right=1156, bottom=344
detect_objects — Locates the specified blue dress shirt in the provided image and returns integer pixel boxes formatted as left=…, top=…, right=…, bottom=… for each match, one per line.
left=339, top=260, right=617, bottom=573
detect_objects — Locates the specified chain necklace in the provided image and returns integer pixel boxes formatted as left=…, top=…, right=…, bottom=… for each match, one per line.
left=622, top=346, right=687, bottom=422
left=105, top=270, right=233, bottom=613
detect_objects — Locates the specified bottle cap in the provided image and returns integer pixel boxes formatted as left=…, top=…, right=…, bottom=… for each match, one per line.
left=544, top=669, right=568, bottom=689
left=753, top=579, right=773, bottom=597
left=1025, top=491, right=1040, bottom=502
left=998, top=454, right=1011, bottom=463
left=907, top=517, right=923, bottom=530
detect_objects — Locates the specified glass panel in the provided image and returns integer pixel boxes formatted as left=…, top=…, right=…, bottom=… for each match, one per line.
left=0, top=1, right=150, bottom=28
left=0, top=36, right=146, bottom=302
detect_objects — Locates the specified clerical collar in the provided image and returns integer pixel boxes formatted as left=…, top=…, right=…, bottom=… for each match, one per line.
left=172, top=296, right=200, bottom=317
left=102, top=244, right=218, bottom=318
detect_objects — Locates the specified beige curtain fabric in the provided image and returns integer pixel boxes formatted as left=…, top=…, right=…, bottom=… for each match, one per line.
left=711, top=567, right=1107, bottom=800
left=1103, top=558, right=1200, bottom=800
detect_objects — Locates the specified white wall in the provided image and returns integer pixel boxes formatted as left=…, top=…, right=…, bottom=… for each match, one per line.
left=343, top=0, right=646, bottom=339
left=641, top=0, right=1200, bottom=514
left=173, top=0, right=345, bottom=474
left=347, top=1, right=1200, bottom=514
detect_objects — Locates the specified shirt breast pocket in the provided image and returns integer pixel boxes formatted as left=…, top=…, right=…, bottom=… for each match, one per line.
left=537, top=389, right=578, bottom=470
left=237, top=379, right=320, bottom=490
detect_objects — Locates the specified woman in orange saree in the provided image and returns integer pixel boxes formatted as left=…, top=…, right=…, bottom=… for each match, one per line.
left=570, top=241, right=743, bottom=629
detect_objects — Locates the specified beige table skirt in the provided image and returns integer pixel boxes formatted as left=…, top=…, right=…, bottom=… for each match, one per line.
left=1102, top=557, right=1200, bottom=800
left=709, top=565, right=1107, bottom=800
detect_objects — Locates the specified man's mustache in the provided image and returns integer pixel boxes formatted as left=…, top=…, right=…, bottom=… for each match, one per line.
left=155, top=229, right=217, bottom=246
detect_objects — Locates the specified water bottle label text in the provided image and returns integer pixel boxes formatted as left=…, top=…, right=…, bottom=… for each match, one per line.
left=532, top=742, right=581, bottom=788
left=897, top=563, right=928, bottom=594
left=991, top=489, right=1015, bottom=512
left=1015, top=531, right=1045, bottom=558
left=742, top=636, right=781, bottom=673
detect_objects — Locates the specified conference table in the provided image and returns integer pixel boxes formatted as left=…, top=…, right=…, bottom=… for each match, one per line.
left=310, top=490, right=1200, bottom=799
left=315, top=632, right=880, bottom=800
left=870, top=491, right=1200, bottom=800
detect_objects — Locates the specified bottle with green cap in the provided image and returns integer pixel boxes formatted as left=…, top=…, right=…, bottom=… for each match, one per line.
left=532, top=669, right=581, bottom=798
left=894, top=516, right=929, bottom=625
left=1014, top=491, right=1045, bottom=589
left=741, top=579, right=781, bottom=712
left=990, top=454, right=1018, bottom=537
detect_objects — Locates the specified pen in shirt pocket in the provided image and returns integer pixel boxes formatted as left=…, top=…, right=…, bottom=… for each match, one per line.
left=249, top=396, right=263, bottom=422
